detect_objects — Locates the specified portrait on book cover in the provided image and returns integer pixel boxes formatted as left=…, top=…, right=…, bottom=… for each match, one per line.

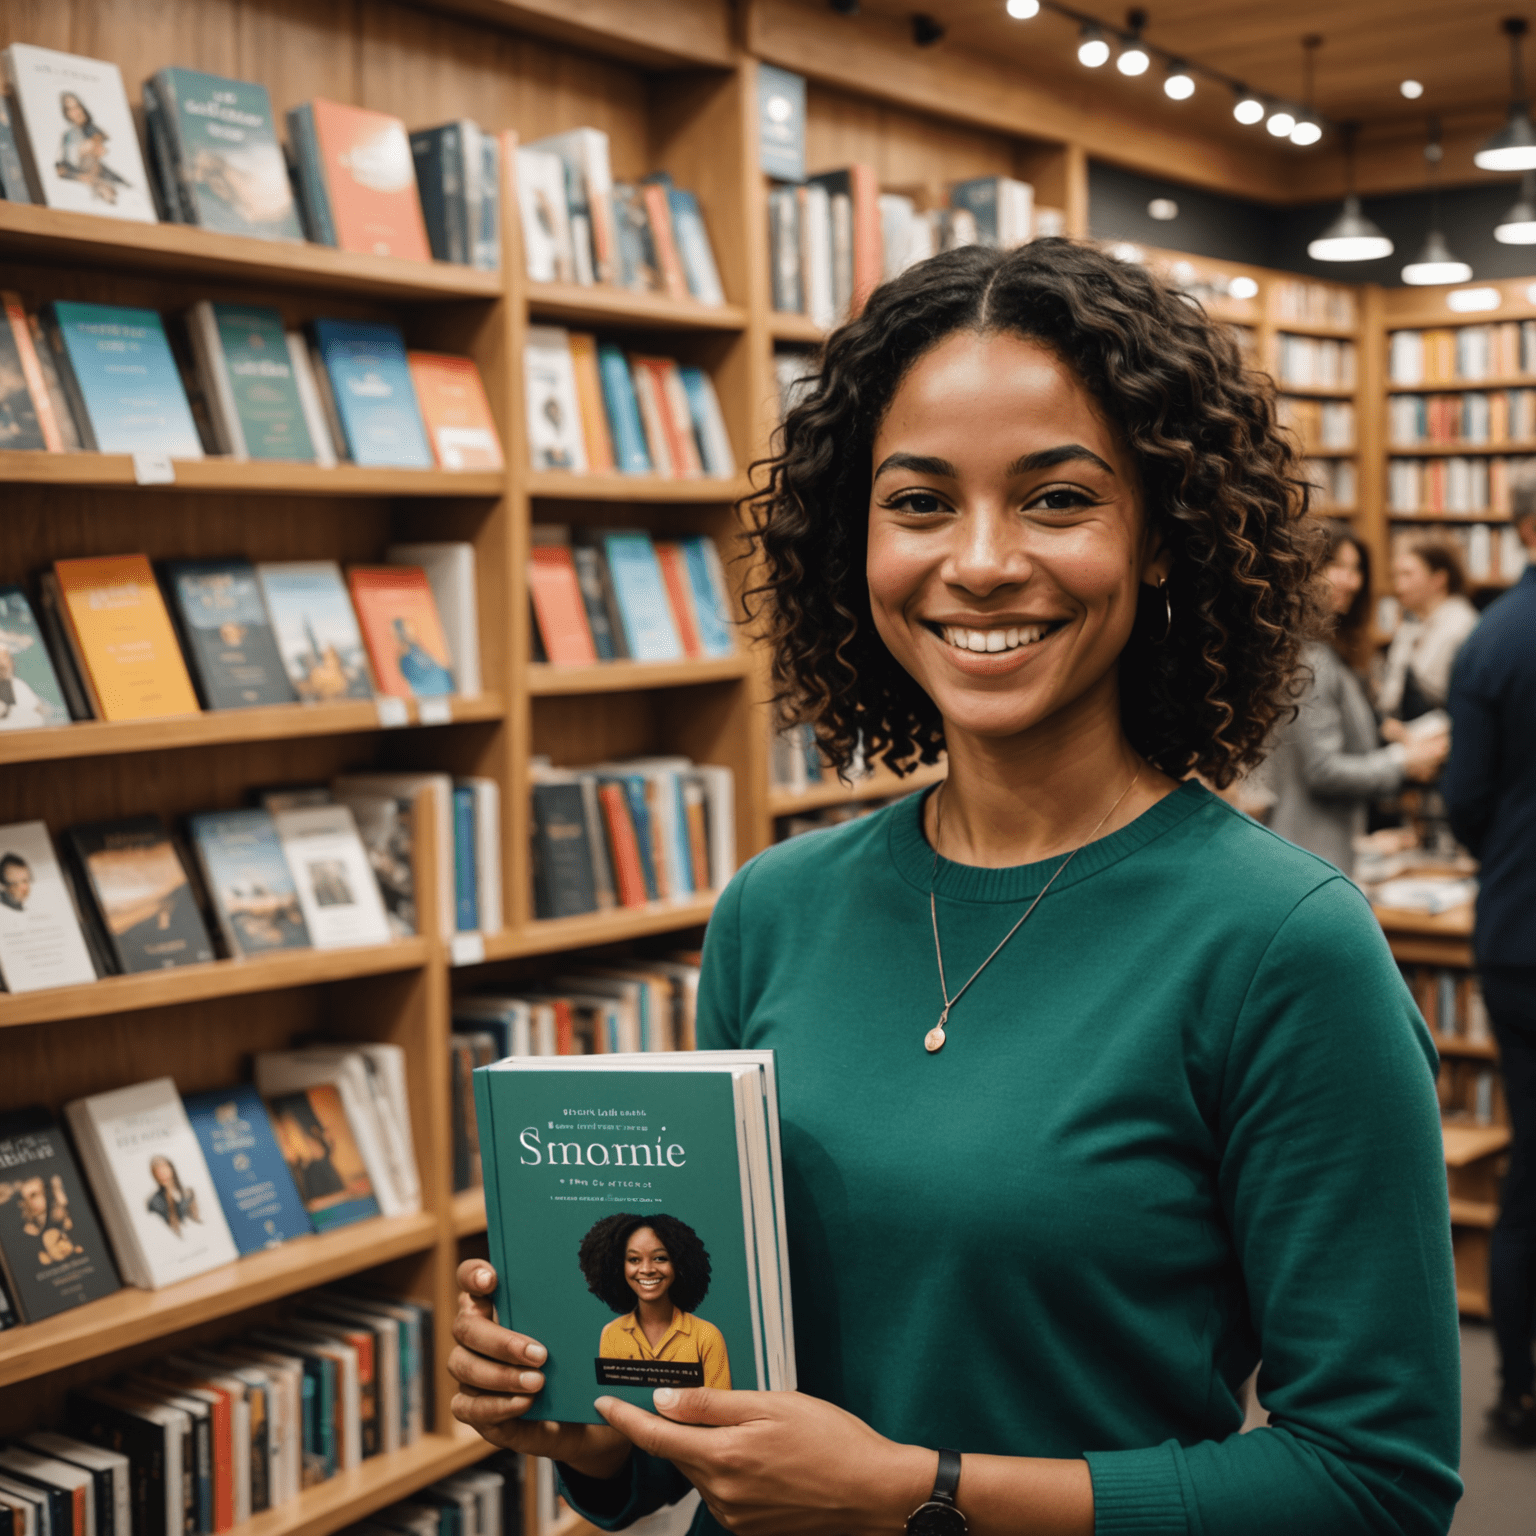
left=268, top=1083, right=378, bottom=1229
left=0, top=624, right=63, bottom=728
left=581, top=1211, right=731, bottom=1390
left=2, top=1173, right=82, bottom=1265
left=55, top=90, right=133, bottom=206
left=146, top=1155, right=204, bottom=1237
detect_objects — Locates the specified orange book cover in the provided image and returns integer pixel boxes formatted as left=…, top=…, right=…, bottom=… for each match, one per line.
left=653, top=541, right=703, bottom=659
left=3, top=290, right=65, bottom=450
left=641, top=183, right=689, bottom=300
left=683, top=791, right=709, bottom=897
left=849, top=163, right=882, bottom=317
left=567, top=332, right=615, bottom=472
left=53, top=555, right=200, bottom=721
left=597, top=782, right=648, bottom=907
left=406, top=352, right=504, bottom=470
left=528, top=547, right=598, bottom=665
left=632, top=357, right=700, bottom=477
left=309, top=99, right=432, bottom=260
left=346, top=565, right=457, bottom=698
left=551, top=996, right=576, bottom=1055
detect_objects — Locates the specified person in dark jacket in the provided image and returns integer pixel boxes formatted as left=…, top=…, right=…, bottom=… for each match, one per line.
left=1445, top=480, right=1536, bottom=1448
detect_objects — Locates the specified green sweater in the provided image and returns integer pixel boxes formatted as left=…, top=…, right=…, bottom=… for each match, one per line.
left=559, top=781, right=1461, bottom=1535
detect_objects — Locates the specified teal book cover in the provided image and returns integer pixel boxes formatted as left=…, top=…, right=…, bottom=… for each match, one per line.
left=186, top=807, right=311, bottom=957
left=0, top=586, right=69, bottom=730
left=310, top=320, right=433, bottom=469
left=596, top=344, right=651, bottom=474
left=476, top=1066, right=763, bottom=1423
left=599, top=532, right=682, bottom=663
left=207, top=306, right=315, bottom=462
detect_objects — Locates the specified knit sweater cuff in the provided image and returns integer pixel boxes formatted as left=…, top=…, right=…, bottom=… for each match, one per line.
left=1084, top=1443, right=1192, bottom=1535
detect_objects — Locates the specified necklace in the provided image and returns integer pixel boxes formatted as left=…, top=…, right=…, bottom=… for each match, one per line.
left=924, top=768, right=1141, bottom=1054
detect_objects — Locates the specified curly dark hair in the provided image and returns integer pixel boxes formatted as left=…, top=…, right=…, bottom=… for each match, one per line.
left=745, top=239, right=1323, bottom=788
left=577, top=1212, right=712, bottom=1315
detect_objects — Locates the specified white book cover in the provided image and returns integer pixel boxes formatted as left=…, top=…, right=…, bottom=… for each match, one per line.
left=528, top=128, right=615, bottom=283
left=799, top=183, right=835, bottom=332
left=19, top=1434, right=129, bottom=1536
left=514, top=147, right=575, bottom=283
left=3, top=44, right=158, bottom=222
left=0, top=821, right=98, bottom=993
left=386, top=542, right=481, bottom=695
left=285, top=332, right=338, bottom=467
left=332, top=772, right=453, bottom=939
left=523, top=326, right=587, bottom=472
left=272, top=804, right=392, bottom=949
left=63, top=1077, right=240, bottom=1289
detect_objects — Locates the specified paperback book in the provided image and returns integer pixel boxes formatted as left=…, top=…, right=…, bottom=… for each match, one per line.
left=262, top=1083, right=381, bottom=1231
left=272, top=804, right=393, bottom=950
left=523, top=327, right=586, bottom=471
left=347, top=567, right=456, bottom=699
left=310, top=319, right=434, bottom=469
left=385, top=542, right=481, bottom=696
left=0, top=820, right=98, bottom=993
left=163, top=558, right=298, bottom=710
left=0, top=307, right=48, bottom=451
left=187, top=807, right=311, bottom=958
left=406, top=353, right=503, bottom=470
left=186, top=303, right=316, bottom=461
left=255, top=560, right=375, bottom=702
left=0, top=586, right=70, bottom=729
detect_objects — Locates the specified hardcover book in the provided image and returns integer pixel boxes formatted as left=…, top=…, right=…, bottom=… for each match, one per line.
left=272, top=804, right=393, bottom=950
left=475, top=1052, right=793, bottom=1423
left=530, top=783, right=597, bottom=919
left=0, top=586, right=70, bottom=730
left=254, top=561, right=375, bottom=702
left=1, top=44, right=157, bottom=221
left=523, top=327, right=586, bottom=472
left=261, top=1083, right=381, bottom=1231
left=757, top=64, right=806, bottom=183
left=186, top=808, right=311, bottom=958
left=310, top=319, right=434, bottom=469
left=0, top=821, right=98, bottom=993
left=0, top=1107, right=120, bottom=1322
left=410, top=121, right=472, bottom=265
left=581, top=531, right=683, bottom=661
left=185, top=304, right=315, bottom=461
left=63, top=816, right=215, bottom=974
left=405, top=353, right=503, bottom=470
left=347, top=566, right=457, bottom=698
left=182, top=1085, right=313, bottom=1253
left=163, top=558, right=298, bottom=710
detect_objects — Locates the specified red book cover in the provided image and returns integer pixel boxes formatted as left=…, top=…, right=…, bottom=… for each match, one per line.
left=551, top=997, right=576, bottom=1055
left=406, top=352, right=504, bottom=470
left=528, top=547, right=598, bottom=665
left=631, top=357, right=699, bottom=477
left=849, top=163, right=882, bottom=317
left=642, top=183, right=689, bottom=300
left=309, top=99, right=432, bottom=260
left=347, top=565, right=457, bottom=698
left=597, top=782, right=648, bottom=907
left=653, top=541, right=702, bottom=658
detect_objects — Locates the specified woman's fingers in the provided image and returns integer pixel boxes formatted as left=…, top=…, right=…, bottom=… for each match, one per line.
left=451, top=1386, right=536, bottom=1430
left=451, top=1294, right=548, bottom=1369
left=447, top=1343, right=545, bottom=1397
left=457, top=1257, right=497, bottom=1294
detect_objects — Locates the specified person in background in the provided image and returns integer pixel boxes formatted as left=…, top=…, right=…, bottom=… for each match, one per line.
left=1380, top=539, right=1479, bottom=732
left=1268, top=524, right=1447, bottom=878
left=1444, top=479, right=1536, bottom=1449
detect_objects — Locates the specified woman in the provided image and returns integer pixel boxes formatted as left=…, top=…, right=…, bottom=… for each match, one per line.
left=146, top=1155, right=200, bottom=1236
left=1268, top=524, right=1447, bottom=876
left=449, top=242, right=1460, bottom=1535
left=1380, top=539, right=1479, bottom=728
left=582, top=1214, right=731, bottom=1391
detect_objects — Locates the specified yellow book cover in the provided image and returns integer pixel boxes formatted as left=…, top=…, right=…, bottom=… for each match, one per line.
left=54, top=555, right=200, bottom=721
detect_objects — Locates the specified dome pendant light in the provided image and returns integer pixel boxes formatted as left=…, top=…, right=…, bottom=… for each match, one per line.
left=1495, top=170, right=1536, bottom=241
left=1403, top=120, right=1471, bottom=284
left=1309, top=125, right=1393, bottom=261
left=1475, top=17, right=1536, bottom=171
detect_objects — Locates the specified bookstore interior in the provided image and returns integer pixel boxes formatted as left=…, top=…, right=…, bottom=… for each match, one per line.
left=0, top=0, right=1534, bottom=1533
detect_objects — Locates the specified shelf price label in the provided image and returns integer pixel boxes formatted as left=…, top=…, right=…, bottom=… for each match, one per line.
left=132, top=452, right=176, bottom=485
left=375, top=697, right=410, bottom=729
left=418, top=697, right=453, bottom=726
left=450, top=932, right=486, bottom=967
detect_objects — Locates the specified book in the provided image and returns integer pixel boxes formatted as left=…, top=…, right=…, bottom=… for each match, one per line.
left=405, top=353, right=503, bottom=470
left=523, top=326, right=587, bottom=471
left=2, top=44, right=157, bottom=221
left=806, top=166, right=880, bottom=320
left=580, top=530, right=683, bottom=661
left=757, top=64, right=807, bottom=183
left=32, top=574, right=93, bottom=722
left=678, top=535, right=735, bottom=658
left=410, top=122, right=472, bottom=265
left=285, top=331, right=337, bottom=467
left=63, top=816, right=215, bottom=974
left=527, top=130, right=616, bottom=285
left=453, top=786, right=478, bottom=932
left=43, top=303, right=204, bottom=456
left=514, top=147, right=575, bottom=283
left=528, top=543, right=598, bottom=666
left=0, top=1108, right=120, bottom=1322
left=19, top=1436, right=129, bottom=1536
left=767, top=185, right=803, bottom=314
left=348, top=566, right=457, bottom=699
left=52, top=554, right=201, bottom=721
left=0, top=1444, right=95, bottom=1536
left=529, top=783, right=597, bottom=919
left=0, top=586, right=69, bottom=729
left=0, top=303, right=48, bottom=451
left=631, top=356, right=702, bottom=477
left=611, top=184, right=662, bottom=294
left=661, top=184, right=726, bottom=307
left=652, top=542, right=703, bottom=659
left=64, top=1078, right=241, bottom=1290
left=0, top=821, right=98, bottom=993
left=263, top=1080, right=385, bottom=1232
left=476, top=132, right=503, bottom=272
left=571, top=545, right=627, bottom=661
left=948, top=175, right=1033, bottom=249
left=254, top=560, right=375, bottom=702
left=567, top=333, right=615, bottom=473
left=162, top=558, right=298, bottom=710
left=457, top=777, right=503, bottom=935
left=677, top=366, right=735, bottom=478
left=641, top=182, right=689, bottom=301
left=2, top=292, right=69, bottom=451
left=0, top=93, right=31, bottom=202
left=185, top=304, right=315, bottom=461
left=385, top=543, right=481, bottom=696
left=182, top=1085, right=313, bottom=1253
left=332, top=772, right=455, bottom=941
left=309, top=319, right=434, bottom=469
left=596, top=343, right=651, bottom=474
left=141, top=69, right=303, bottom=240
left=66, top=1387, right=185, bottom=1536
left=330, top=789, right=415, bottom=940
left=474, top=1051, right=793, bottom=1422
left=272, top=804, right=394, bottom=950
left=187, top=808, right=311, bottom=958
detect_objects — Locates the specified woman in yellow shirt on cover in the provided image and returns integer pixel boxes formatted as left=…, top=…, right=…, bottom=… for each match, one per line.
left=580, top=1212, right=731, bottom=1391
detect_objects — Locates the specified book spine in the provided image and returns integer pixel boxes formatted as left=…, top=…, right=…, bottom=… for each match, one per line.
left=140, top=79, right=188, bottom=224
left=628, top=361, right=675, bottom=477
left=597, top=345, right=652, bottom=474
left=306, top=338, right=352, bottom=461
left=38, top=308, right=98, bottom=452
left=453, top=785, right=478, bottom=932
left=186, top=304, right=244, bottom=458
left=577, top=775, right=616, bottom=910
left=24, top=313, right=82, bottom=450
left=4, top=294, right=63, bottom=450
left=284, top=333, right=336, bottom=467
left=595, top=782, right=647, bottom=907
left=286, top=108, right=336, bottom=248
left=34, top=572, right=95, bottom=721
left=668, top=189, right=725, bottom=306
left=475, top=135, right=501, bottom=271
left=641, top=183, right=688, bottom=300
left=621, top=777, right=660, bottom=900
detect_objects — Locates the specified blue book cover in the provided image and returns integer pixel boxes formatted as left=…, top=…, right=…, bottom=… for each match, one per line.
left=670, top=773, right=695, bottom=894
left=757, top=63, right=806, bottom=183
left=596, top=343, right=651, bottom=474
left=453, top=784, right=478, bottom=932
left=666, top=188, right=725, bottom=306
left=182, top=1084, right=314, bottom=1254
left=310, top=319, right=433, bottom=469
left=410, top=123, right=468, bottom=264
left=677, top=536, right=734, bottom=659
left=600, top=531, right=682, bottom=661
left=45, top=302, right=204, bottom=456
left=187, top=806, right=311, bottom=957
left=164, top=558, right=298, bottom=710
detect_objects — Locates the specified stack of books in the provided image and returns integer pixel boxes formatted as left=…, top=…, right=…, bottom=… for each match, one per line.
left=340, top=1462, right=520, bottom=1536
left=1388, top=324, right=1536, bottom=386
left=1274, top=335, right=1357, bottom=391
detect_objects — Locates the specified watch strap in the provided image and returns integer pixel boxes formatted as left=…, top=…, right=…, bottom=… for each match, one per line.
left=932, top=1448, right=962, bottom=1506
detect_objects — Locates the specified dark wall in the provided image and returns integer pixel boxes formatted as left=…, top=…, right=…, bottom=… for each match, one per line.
left=1090, top=159, right=1536, bottom=288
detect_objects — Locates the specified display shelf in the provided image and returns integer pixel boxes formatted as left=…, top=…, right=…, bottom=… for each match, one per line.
left=526, top=281, right=748, bottom=332
left=768, top=311, right=825, bottom=344
left=1431, top=1033, right=1500, bottom=1061
left=526, top=470, right=750, bottom=502
left=0, top=1211, right=438, bottom=1388
left=0, top=452, right=505, bottom=496
left=0, top=938, right=431, bottom=1030
left=1273, top=320, right=1357, bottom=339
left=1387, top=375, right=1536, bottom=393
left=1386, top=441, right=1536, bottom=456
left=1275, top=383, right=1358, bottom=399
left=452, top=1188, right=488, bottom=1237
left=0, top=201, right=502, bottom=301
left=1442, top=1122, right=1511, bottom=1167
left=1387, top=511, right=1514, bottom=525
left=768, top=761, right=946, bottom=817
left=526, top=656, right=750, bottom=694
left=482, top=894, right=719, bottom=960
left=0, top=694, right=506, bottom=767
left=1448, top=1196, right=1501, bottom=1228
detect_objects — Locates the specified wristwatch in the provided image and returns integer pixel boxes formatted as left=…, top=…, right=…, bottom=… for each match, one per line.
left=905, top=1448, right=967, bottom=1535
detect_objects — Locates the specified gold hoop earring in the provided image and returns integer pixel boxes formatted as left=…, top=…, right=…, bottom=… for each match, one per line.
left=1160, top=578, right=1173, bottom=642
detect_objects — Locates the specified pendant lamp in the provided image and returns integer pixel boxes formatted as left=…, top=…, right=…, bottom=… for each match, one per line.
left=1309, top=125, right=1393, bottom=262
left=1475, top=18, right=1536, bottom=172
left=1402, top=120, right=1472, bottom=284
left=1495, top=170, right=1536, bottom=242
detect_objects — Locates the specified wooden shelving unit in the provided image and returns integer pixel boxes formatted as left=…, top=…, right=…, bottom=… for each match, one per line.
left=0, top=452, right=505, bottom=495
left=767, top=762, right=946, bottom=818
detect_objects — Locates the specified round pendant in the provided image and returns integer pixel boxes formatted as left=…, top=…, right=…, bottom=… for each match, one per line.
left=924, top=1026, right=946, bottom=1053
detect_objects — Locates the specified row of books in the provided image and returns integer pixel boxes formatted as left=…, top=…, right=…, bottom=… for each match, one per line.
left=0, top=1058, right=417, bottom=1329
left=342, top=1463, right=520, bottom=1536
left=1389, top=523, right=1527, bottom=585
left=1272, top=280, right=1357, bottom=329
left=516, top=131, right=723, bottom=303
left=768, top=723, right=828, bottom=795
left=1388, top=323, right=1536, bottom=386
left=1400, top=963, right=1493, bottom=1045
left=524, top=328, right=734, bottom=479
left=0, top=295, right=501, bottom=470
left=0, top=41, right=501, bottom=270
left=530, top=527, right=733, bottom=668
left=1388, top=389, right=1536, bottom=447
left=0, top=549, right=479, bottom=732
left=1438, top=1058, right=1507, bottom=1128
left=1300, top=458, right=1357, bottom=510
left=1277, top=397, right=1355, bottom=452
left=1386, top=455, right=1536, bottom=516
left=529, top=758, right=735, bottom=920
left=1273, top=334, right=1357, bottom=391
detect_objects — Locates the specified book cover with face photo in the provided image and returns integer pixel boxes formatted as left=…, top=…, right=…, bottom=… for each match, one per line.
left=254, top=561, right=375, bottom=702
left=271, top=804, right=393, bottom=950
left=264, top=1083, right=380, bottom=1230
left=475, top=1052, right=794, bottom=1423
left=0, top=306, right=48, bottom=452
left=0, top=1107, right=120, bottom=1322
left=186, top=808, right=311, bottom=958
left=162, top=558, right=297, bottom=710
left=0, top=587, right=69, bottom=730
left=0, top=821, right=97, bottom=994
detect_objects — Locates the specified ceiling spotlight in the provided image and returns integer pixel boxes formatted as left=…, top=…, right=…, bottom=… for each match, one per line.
left=1496, top=169, right=1536, bottom=241
left=1005, top=0, right=1040, bottom=16
left=1148, top=198, right=1179, bottom=220
left=1289, top=38, right=1323, bottom=149
left=1164, top=62, right=1195, bottom=100
left=1476, top=18, right=1536, bottom=171
left=1118, top=40, right=1151, bottom=75
left=1234, top=88, right=1265, bottom=125
left=1267, top=107, right=1297, bottom=137
left=1401, top=80, right=1424, bottom=99
left=1229, top=275, right=1260, bottom=299
left=1291, top=116, right=1323, bottom=146
left=1079, top=24, right=1110, bottom=67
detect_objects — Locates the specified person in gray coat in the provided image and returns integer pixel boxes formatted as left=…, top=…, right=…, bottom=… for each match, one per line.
left=1268, top=524, right=1447, bottom=877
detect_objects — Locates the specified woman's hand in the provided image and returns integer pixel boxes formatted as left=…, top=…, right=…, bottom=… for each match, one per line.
left=1403, top=730, right=1449, bottom=782
left=448, top=1260, right=632, bottom=1481
left=1381, top=717, right=1408, bottom=743
left=597, top=1385, right=932, bottom=1536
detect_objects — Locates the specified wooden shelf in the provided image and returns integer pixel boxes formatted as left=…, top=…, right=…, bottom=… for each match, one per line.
left=1443, top=1122, right=1511, bottom=1168
left=0, top=452, right=505, bottom=497
left=1387, top=375, right=1536, bottom=393
left=452, top=1188, right=488, bottom=1237
left=0, top=1211, right=438, bottom=1388
left=768, top=311, right=825, bottom=344
left=768, top=761, right=945, bottom=817
left=0, top=938, right=431, bottom=1029
left=526, top=281, right=748, bottom=332
left=1273, top=320, right=1357, bottom=339
left=1374, top=904, right=1475, bottom=939
left=1275, top=383, right=1358, bottom=398
left=0, top=201, right=502, bottom=301
left=525, top=469, right=749, bottom=502
left=1299, top=446, right=1358, bottom=457
left=1387, top=511, right=1513, bottom=524
left=1449, top=1196, right=1501, bottom=1229
left=527, top=656, right=749, bottom=694
left=0, top=694, right=505, bottom=767
left=1388, top=441, right=1536, bottom=456
left=1431, top=1033, right=1499, bottom=1061
left=482, top=893, right=719, bottom=959
left=1457, top=1286, right=1491, bottom=1320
